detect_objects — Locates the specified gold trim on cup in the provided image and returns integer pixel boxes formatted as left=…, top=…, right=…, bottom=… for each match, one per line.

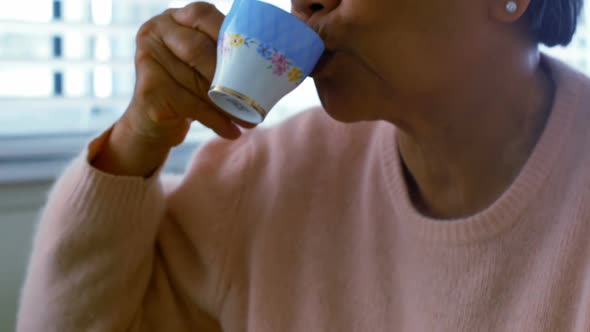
left=210, top=85, right=268, bottom=121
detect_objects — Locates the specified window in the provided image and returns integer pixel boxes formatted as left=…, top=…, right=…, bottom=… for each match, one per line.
left=0, top=0, right=589, bottom=181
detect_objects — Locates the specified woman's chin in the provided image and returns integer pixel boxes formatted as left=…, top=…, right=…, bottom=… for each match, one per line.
left=319, top=98, right=365, bottom=123
left=312, top=53, right=393, bottom=123
left=314, top=79, right=373, bottom=123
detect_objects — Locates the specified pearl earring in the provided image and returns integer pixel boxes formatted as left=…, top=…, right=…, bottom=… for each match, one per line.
left=506, top=1, right=518, bottom=13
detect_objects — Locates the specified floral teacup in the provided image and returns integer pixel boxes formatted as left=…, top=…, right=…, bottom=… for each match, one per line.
left=208, top=0, right=325, bottom=124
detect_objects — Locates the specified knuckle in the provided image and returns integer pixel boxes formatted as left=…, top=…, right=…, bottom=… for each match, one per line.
left=135, top=83, right=158, bottom=103
left=181, top=2, right=217, bottom=22
left=134, top=73, right=160, bottom=101
left=162, top=8, right=176, bottom=16
left=136, top=19, right=158, bottom=44
left=134, top=47, right=152, bottom=66
left=146, top=106, right=173, bottom=125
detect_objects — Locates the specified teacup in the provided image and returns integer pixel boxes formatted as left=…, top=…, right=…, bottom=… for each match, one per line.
left=208, top=0, right=325, bottom=124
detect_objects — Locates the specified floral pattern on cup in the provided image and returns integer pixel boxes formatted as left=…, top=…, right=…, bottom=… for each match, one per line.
left=288, top=67, right=303, bottom=82
left=230, top=33, right=245, bottom=47
left=221, top=33, right=304, bottom=83
left=271, top=53, right=289, bottom=76
left=257, top=43, right=274, bottom=60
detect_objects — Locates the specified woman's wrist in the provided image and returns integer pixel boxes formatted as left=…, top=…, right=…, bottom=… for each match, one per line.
left=91, top=121, right=171, bottom=178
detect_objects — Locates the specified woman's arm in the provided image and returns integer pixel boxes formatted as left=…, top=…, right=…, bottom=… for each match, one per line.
left=16, top=156, right=163, bottom=330
left=16, top=129, right=249, bottom=331
left=16, top=3, right=259, bottom=329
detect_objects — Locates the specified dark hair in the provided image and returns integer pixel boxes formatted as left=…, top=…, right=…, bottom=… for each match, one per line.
left=526, top=0, right=584, bottom=46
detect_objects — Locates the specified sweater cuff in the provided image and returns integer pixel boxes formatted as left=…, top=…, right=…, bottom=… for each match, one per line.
left=48, top=127, right=165, bottom=227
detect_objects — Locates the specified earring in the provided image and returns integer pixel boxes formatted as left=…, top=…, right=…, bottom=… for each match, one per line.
left=506, top=1, right=518, bottom=13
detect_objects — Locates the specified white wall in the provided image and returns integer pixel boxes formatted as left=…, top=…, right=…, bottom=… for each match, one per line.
left=0, top=181, right=51, bottom=332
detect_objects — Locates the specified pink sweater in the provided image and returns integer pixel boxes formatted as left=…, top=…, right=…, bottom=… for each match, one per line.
left=17, top=56, right=590, bottom=332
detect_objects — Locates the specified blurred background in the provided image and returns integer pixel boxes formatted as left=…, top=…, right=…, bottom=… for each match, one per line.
left=0, top=0, right=588, bottom=330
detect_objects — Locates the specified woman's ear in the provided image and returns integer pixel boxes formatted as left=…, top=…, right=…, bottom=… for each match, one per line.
left=490, top=0, right=531, bottom=23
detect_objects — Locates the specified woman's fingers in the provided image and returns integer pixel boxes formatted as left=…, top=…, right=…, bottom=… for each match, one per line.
left=132, top=55, right=240, bottom=141
left=136, top=9, right=257, bottom=131
left=171, top=2, right=225, bottom=40
left=159, top=14, right=219, bottom=82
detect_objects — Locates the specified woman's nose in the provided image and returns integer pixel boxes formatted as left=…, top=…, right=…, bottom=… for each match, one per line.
left=291, top=0, right=340, bottom=19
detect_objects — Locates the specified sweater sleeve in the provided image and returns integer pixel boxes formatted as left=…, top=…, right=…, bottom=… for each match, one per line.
left=16, top=128, right=253, bottom=332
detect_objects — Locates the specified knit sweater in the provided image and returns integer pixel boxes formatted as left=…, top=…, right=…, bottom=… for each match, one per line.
left=17, top=55, right=590, bottom=332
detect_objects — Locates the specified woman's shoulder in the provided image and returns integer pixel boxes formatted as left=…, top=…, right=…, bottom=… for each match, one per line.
left=545, top=54, right=590, bottom=105
left=543, top=54, right=590, bottom=141
left=542, top=55, right=590, bottom=185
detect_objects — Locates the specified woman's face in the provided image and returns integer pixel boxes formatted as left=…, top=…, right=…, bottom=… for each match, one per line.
left=292, top=0, right=512, bottom=123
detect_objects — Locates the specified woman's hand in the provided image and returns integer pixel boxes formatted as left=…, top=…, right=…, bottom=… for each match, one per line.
left=93, top=2, right=252, bottom=177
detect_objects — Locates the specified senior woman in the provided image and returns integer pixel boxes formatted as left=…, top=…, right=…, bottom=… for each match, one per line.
left=17, top=0, right=589, bottom=330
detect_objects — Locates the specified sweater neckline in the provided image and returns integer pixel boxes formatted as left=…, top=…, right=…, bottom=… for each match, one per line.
left=379, top=55, right=583, bottom=244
